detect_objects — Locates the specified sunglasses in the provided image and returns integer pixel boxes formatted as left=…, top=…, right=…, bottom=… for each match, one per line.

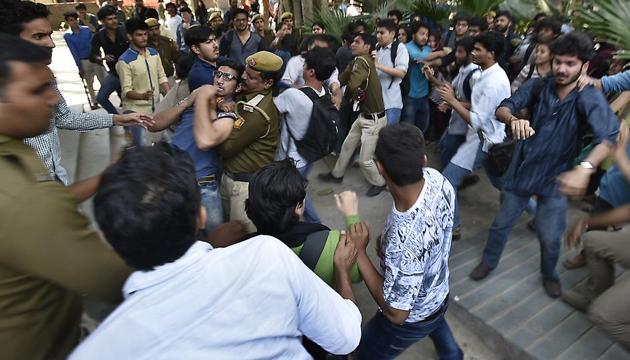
left=214, top=70, right=237, bottom=81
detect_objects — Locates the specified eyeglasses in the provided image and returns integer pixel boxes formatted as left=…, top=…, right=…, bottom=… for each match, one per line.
left=215, top=70, right=237, bottom=81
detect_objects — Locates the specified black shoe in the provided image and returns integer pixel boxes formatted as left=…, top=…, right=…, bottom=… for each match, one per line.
left=366, top=185, right=386, bottom=197
left=90, top=105, right=100, bottom=110
left=452, top=227, right=461, bottom=241
left=317, top=172, right=343, bottom=184
left=458, top=174, right=480, bottom=190
left=469, top=262, right=493, bottom=281
left=543, top=279, right=562, bottom=298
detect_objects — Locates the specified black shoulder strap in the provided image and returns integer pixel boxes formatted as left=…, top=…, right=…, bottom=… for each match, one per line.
left=523, top=43, right=536, bottom=68
left=463, top=68, right=480, bottom=101
left=525, top=64, right=536, bottom=81
left=387, top=41, right=400, bottom=89
left=298, top=230, right=329, bottom=270
left=298, top=86, right=320, bottom=102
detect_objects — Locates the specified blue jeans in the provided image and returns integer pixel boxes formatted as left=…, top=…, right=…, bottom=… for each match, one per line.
left=442, top=146, right=503, bottom=230
left=298, top=163, right=321, bottom=224
left=385, top=108, right=402, bottom=125
left=199, top=178, right=225, bottom=232
left=402, top=96, right=430, bottom=133
left=357, top=309, right=463, bottom=360
left=482, top=191, right=567, bottom=281
left=131, top=126, right=145, bottom=146
left=439, top=133, right=466, bottom=169
left=96, top=73, right=121, bottom=114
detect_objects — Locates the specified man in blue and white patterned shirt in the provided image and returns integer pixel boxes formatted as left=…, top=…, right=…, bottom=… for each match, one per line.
left=352, top=123, right=463, bottom=360
left=0, top=0, right=151, bottom=185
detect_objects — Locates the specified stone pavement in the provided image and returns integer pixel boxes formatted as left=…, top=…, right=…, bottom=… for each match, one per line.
left=51, top=31, right=629, bottom=359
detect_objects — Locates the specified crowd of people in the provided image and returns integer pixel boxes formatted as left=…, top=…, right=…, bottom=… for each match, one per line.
left=0, top=0, right=629, bottom=359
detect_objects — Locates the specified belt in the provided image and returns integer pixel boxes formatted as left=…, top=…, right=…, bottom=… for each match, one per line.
left=197, top=174, right=216, bottom=185
left=224, top=171, right=253, bottom=183
left=363, top=111, right=386, bottom=120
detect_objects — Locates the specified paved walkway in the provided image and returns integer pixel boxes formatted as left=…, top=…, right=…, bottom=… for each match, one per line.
left=50, top=31, right=628, bottom=359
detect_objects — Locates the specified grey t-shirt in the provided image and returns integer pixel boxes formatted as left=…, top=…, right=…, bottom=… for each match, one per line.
left=226, top=31, right=267, bottom=66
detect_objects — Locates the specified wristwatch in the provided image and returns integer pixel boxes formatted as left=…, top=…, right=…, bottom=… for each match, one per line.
left=578, top=161, right=595, bottom=171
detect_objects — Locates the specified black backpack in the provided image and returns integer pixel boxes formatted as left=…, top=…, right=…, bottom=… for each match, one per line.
left=286, top=87, right=339, bottom=162
left=462, top=68, right=480, bottom=101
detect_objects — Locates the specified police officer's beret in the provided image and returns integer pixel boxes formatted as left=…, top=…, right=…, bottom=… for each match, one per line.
left=246, top=51, right=283, bottom=73
left=280, top=12, right=293, bottom=21
left=252, top=14, right=263, bottom=23
left=145, top=18, right=160, bottom=28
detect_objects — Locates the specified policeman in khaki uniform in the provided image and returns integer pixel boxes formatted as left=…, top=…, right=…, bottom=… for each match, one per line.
left=319, top=33, right=388, bottom=197
left=145, top=18, right=179, bottom=87
left=0, top=36, right=131, bottom=360
left=219, top=51, right=282, bottom=233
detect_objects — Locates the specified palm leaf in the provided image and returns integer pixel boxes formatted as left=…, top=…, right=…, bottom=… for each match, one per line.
left=457, top=0, right=504, bottom=17
left=411, top=0, right=452, bottom=26
left=304, top=4, right=354, bottom=39
left=576, top=0, right=630, bottom=59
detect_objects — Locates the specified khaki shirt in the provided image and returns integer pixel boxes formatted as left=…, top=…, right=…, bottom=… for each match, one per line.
left=339, top=54, right=385, bottom=114
left=0, top=135, right=131, bottom=360
left=154, top=35, right=179, bottom=78
left=219, top=89, right=280, bottom=173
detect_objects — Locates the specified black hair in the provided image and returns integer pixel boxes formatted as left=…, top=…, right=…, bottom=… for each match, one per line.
left=232, top=8, right=249, bottom=19
left=377, top=19, right=397, bottom=33
left=145, top=8, right=159, bottom=19
left=496, top=10, right=513, bottom=22
left=468, top=16, right=488, bottom=31
left=549, top=31, right=594, bottom=63
left=245, top=159, right=306, bottom=236
left=411, top=21, right=430, bottom=36
left=375, top=123, right=425, bottom=187
left=165, top=2, right=177, bottom=11
left=125, top=18, right=149, bottom=34
left=75, top=3, right=87, bottom=10
left=185, top=25, right=214, bottom=48
left=352, top=19, right=368, bottom=34
left=275, top=21, right=287, bottom=32
left=64, top=11, right=79, bottom=21
left=454, top=12, right=471, bottom=24
left=97, top=5, right=117, bottom=20
left=0, top=0, right=50, bottom=36
left=354, top=32, right=376, bottom=52
left=535, top=17, right=561, bottom=35
left=0, top=34, right=50, bottom=89
left=456, top=35, right=474, bottom=54
left=473, top=31, right=505, bottom=61
left=304, top=47, right=336, bottom=82
left=94, top=143, right=200, bottom=271
left=312, top=21, right=326, bottom=30
left=387, top=9, right=403, bottom=22
left=341, top=31, right=354, bottom=44
left=398, top=25, right=411, bottom=43
left=218, top=58, right=244, bottom=82
left=175, top=53, right=195, bottom=79
left=533, top=12, right=547, bottom=22
left=180, top=7, right=193, bottom=14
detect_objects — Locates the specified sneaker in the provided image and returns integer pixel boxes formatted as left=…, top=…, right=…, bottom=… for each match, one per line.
left=543, top=279, right=562, bottom=298
left=563, top=253, right=586, bottom=270
left=366, top=185, right=386, bottom=197
left=561, top=289, right=591, bottom=312
left=317, top=173, right=343, bottom=184
left=458, top=173, right=480, bottom=190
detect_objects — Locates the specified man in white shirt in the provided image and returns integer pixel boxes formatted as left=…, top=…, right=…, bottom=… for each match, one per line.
left=164, top=2, right=181, bottom=41
left=435, top=32, right=511, bottom=240
left=275, top=47, right=337, bottom=224
left=70, top=143, right=362, bottom=360
left=375, top=19, right=409, bottom=125
left=353, top=123, right=463, bottom=360
left=281, top=34, right=342, bottom=107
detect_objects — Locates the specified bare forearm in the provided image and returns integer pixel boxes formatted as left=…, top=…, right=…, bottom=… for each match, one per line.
left=586, top=205, right=630, bottom=228
left=68, top=175, right=101, bottom=203
left=150, top=100, right=189, bottom=131
left=584, top=142, right=614, bottom=168
left=126, top=90, right=147, bottom=100
left=193, top=98, right=222, bottom=149
left=334, top=270, right=356, bottom=304
left=610, top=91, right=630, bottom=113
left=376, top=64, right=406, bottom=78
left=449, top=98, right=471, bottom=124
left=160, top=82, right=171, bottom=94
left=496, top=106, right=515, bottom=124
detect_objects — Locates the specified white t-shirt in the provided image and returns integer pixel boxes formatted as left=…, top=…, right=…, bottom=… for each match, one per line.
left=274, top=86, right=326, bottom=168
left=165, top=14, right=182, bottom=41
left=70, top=237, right=361, bottom=359
left=381, top=168, right=455, bottom=322
left=281, top=55, right=340, bottom=89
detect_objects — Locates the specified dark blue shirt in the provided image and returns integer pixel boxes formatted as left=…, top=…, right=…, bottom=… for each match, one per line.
left=172, top=109, right=220, bottom=180
left=501, top=77, right=619, bottom=197
left=63, top=27, right=93, bottom=70
left=187, top=58, right=217, bottom=92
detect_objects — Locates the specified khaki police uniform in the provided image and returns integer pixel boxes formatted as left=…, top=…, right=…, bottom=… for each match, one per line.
left=0, top=135, right=131, bottom=360
left=332, top=54, right=387, bottom=186
left=218, top=51, right=282, bottom=233
left=155, top=35, right=179, bottom=84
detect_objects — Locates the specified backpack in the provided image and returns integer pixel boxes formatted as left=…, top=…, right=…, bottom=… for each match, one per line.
left=462, top=68, right=480, bottom=101
left=376, top=41, right=406, bottom=92
left=286, top=87, right=339, bottom=162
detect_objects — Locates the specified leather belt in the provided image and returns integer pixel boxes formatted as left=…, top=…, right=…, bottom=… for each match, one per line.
left=197, top=174, right=216, bottom=185
left=224, top=171, right=253, bottom=183
left=363, top=111, right=386, bottom=120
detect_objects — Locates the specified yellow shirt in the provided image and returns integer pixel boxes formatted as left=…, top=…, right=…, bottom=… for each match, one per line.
left=116, top=46, right=167, bottom=113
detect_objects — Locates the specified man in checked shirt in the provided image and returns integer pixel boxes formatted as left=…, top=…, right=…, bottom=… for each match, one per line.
left=0, top=0, right=152, bottom=194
